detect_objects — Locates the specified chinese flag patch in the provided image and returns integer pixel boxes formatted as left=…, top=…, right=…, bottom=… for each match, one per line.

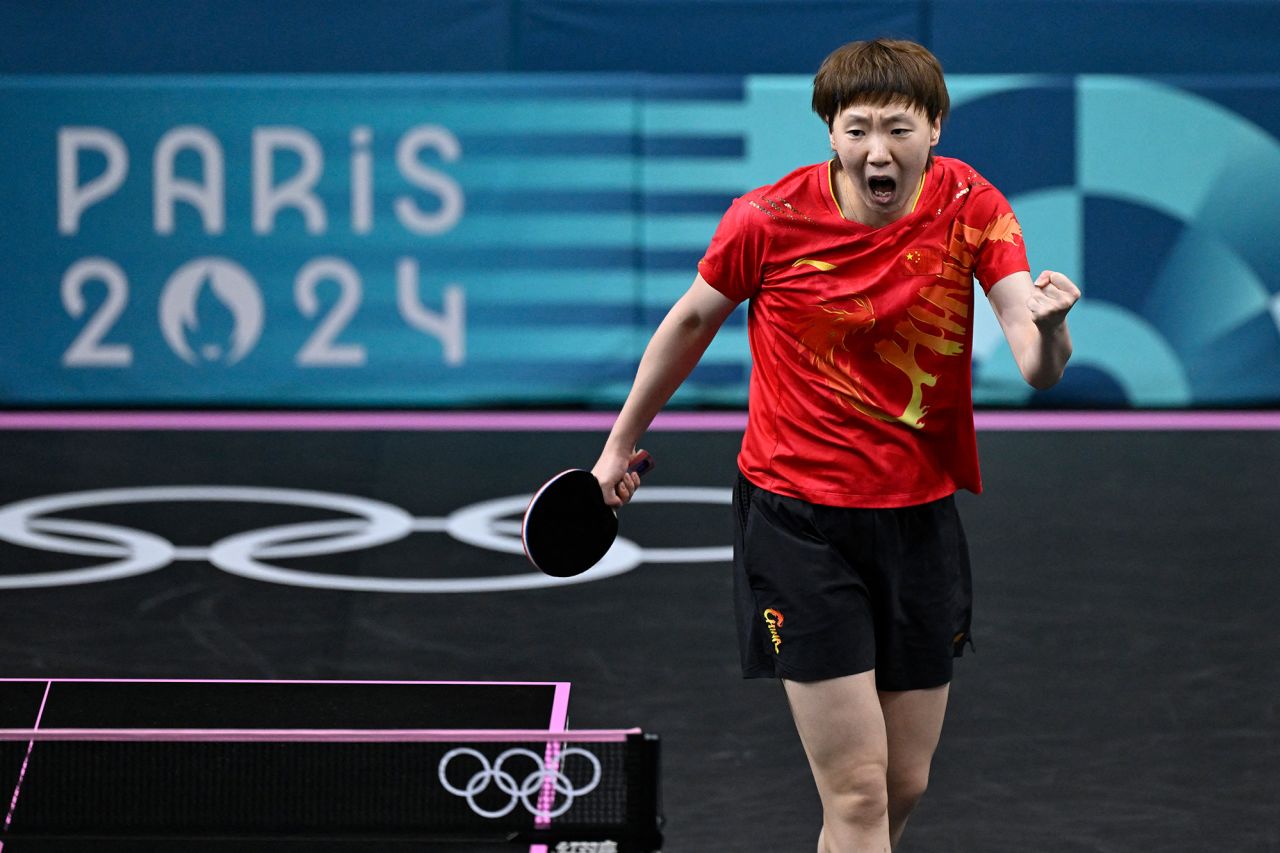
left=901, top=246, right=944, bottom=276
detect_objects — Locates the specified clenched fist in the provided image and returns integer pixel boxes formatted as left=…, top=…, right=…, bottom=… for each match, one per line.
left=1028, top=270, right=1080, bottom=329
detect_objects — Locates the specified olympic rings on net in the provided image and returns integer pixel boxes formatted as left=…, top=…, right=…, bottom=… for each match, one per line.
left=437, top=746, right=602, bottom=819
left=0, top=485, right=732, bottom=592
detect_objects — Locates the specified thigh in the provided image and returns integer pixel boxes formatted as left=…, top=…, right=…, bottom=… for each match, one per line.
left=879, top=684, right=950, bottom=785
left=784, top=671, right=889, bottom=786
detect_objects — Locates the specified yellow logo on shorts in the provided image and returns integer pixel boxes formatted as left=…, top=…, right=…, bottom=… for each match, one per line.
left=763, top=608, right=784, bottom=654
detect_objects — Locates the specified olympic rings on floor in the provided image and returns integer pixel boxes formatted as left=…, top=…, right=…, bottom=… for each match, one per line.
left=0, top=485, right=732, bottom=593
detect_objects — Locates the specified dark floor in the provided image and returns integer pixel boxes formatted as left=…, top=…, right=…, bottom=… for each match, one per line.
left=0, top=427, right=1277, bottom=852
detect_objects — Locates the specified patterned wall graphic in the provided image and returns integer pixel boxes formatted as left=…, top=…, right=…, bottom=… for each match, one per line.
left=1, top=74, right=1277, bottom=407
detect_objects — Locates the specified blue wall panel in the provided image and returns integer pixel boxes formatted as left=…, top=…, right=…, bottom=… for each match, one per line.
left=1, top=2, right=1277, bottom=407
left=930, top=1, right=1280, bottom=75
left=9, top=1, right=1277, bottom=75
left=519, top=1, right=921, bottom=73
left=3, top=72, right=1279, bottom=407
left=0, top=1, right=513, bottom=73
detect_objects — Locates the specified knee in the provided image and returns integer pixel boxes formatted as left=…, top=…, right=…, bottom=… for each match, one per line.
left=887, top=767, right=929, bottom=816
left=824, top=763, right=890, bottom=830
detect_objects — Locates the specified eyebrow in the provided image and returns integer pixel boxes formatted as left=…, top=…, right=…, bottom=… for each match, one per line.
left=841, top=111, right=914, bottom=123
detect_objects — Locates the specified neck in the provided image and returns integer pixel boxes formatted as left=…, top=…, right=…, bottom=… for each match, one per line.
left=829, top=160, right=928, bottom=227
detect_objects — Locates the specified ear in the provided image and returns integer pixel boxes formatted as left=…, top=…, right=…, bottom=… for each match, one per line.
left=828, top=125, right=837, bottom=152
left=929, top=116, right=942, bottom=148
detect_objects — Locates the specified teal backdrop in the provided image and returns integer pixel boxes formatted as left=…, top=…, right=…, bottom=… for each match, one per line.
left=2, top=1, right=1278, bottom=408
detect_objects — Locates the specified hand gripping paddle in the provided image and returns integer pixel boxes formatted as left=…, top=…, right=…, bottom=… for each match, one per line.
left=521, top=451, right=654, bottom=577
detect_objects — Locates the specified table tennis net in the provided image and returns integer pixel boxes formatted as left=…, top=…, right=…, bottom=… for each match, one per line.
left=0, top=730, right=662, bottom=851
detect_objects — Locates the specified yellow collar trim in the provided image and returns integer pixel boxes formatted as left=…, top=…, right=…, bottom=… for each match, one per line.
left=826, top=159, right=845, bottom=220
left=907, top=169, right=926, bottom=214
left=826, top=160, right=928, bottom=223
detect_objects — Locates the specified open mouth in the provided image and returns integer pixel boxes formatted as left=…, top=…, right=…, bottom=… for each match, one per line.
left=867, top=176, right=896, bottom=203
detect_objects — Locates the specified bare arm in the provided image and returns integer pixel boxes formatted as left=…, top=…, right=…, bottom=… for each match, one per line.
left=593, top=274, right=740, bottom=505
left=985, top=269, right=1080, bottom=390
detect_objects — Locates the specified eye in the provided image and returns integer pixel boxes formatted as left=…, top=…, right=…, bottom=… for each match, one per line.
left=891, top=128, right=911, bottom=136
left=846, top=129, right=865, bottom=138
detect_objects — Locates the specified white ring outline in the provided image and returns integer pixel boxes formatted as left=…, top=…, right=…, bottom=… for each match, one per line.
left=438, top=746, right=601, bottom=820
left=0, top=517, right=173, bottom=588
left=0, top=485, right=732, bottom=593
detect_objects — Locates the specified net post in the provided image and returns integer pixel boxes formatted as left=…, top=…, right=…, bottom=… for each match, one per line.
left=623, top=732, right=664, bottom=852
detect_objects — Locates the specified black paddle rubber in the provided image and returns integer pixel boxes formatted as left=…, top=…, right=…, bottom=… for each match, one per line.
left=522, top=469, right=619, bottom=577
left=521, top=453, right=653, bottom=578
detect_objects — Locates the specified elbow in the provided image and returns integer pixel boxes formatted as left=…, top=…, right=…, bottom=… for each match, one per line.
left=1022, top=345, right=1072, bottom=391
left=1026, top=371, right=1063, bottom=391
left=668, top=301, right=725, bottom=340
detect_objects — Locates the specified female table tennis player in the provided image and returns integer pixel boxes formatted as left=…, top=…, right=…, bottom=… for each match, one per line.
left=592, top=38, right=1078, bottom=851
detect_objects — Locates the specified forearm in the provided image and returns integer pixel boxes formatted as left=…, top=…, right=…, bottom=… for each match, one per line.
left=1017, top=319, right=1073, bottom=390
left=988, top=270, right=1080, bottom=391
left=603, top=304, right=722, bottom=456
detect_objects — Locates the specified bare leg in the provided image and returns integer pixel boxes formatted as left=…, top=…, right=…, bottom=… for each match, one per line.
left=879, top=684, right=950, bottom=847
left=783, top=671, right=892, bottom=853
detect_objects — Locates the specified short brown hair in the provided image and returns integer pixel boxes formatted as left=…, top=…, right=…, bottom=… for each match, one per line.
left=812, top=39, right=950, bottom=128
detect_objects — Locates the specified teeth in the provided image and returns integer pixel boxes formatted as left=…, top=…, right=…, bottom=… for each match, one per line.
left=868, top=177, right=895, bottom=198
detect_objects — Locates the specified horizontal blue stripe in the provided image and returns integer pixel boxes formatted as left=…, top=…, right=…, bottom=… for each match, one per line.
left=645, top=136, right=744, bottom=157
left=341, top=360, right=745, bottom=385
left=642, top=77, right=747, bottom=101
left=646, top=192, right=736, bottom=214
left=641, top=305, right=745, bottom=329
left=463, top=133, right=744, bottom=158
left=461, top=360, right=745, bottom=385
left=466, top=190, right=734, bottom=214
left=471, top=304, right=643, bottom=326
left=644, top=249, right=703, bottom=271
left=399, top=247, right=703, bottom=271
left=687, top=362, right=746, bottom=384
left=62, top=76, right=716, bottom=103
left=0, top=74, right=676, bottom=98
left=465, top=303, right=747, bottom=328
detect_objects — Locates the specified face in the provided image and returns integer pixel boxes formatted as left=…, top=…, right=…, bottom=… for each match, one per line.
left=828, top=101, right=941, bottom=227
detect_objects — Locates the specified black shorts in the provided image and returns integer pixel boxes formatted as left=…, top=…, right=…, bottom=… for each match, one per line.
left=733, top=472, right=973, bottom=691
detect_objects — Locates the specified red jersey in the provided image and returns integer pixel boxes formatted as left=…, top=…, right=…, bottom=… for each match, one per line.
left=698, top=156, right=1029, bottom=507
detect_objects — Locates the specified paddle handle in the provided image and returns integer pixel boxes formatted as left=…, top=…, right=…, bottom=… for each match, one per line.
left=627, top=451, right=655, bottom=477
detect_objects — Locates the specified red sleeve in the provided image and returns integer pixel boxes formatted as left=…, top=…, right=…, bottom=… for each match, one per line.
left=969, top=184, right=1031, bottom=293
left=697, top=197, right=769, bottom=302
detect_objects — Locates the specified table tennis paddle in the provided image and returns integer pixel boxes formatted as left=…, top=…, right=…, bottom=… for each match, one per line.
left=521, top=451, right=654, bottom=578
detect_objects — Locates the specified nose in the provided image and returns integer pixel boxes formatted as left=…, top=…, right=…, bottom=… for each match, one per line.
left=867, top=133, right=891, bottom=166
